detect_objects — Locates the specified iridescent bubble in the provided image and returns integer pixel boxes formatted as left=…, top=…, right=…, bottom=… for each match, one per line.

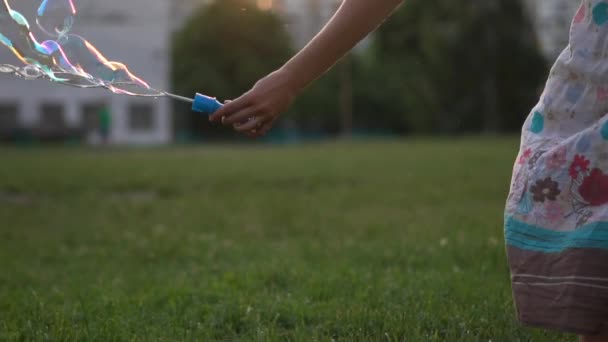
left=0, top=64, right=14, bottom=73
left=0, top=1, right=55, bottom=71
left=22, top=64, right=42, bottom=78
left=0, top=0, right=164, bottom=97
left=50, top=34, right=160, bottom=95
left=36, top=0, right=76, bottom=37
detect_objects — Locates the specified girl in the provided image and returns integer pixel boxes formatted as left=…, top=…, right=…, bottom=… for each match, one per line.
left=210, top=0, right=608, bottom=340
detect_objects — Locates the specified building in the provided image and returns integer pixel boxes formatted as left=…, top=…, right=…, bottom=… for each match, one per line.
left=0, top=0, right=172, bottom=145
left=525, top=0, right=579, bottom=60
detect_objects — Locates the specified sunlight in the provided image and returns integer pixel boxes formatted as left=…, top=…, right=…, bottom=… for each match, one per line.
left=257, top=0, right=273, bottom=11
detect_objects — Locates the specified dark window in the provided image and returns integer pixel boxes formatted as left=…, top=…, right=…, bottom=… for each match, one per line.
left=128, top=103, right=155, bottom=132
left=0, top=103, right=19, bottom=132
left=40, top=103, right=66, bottom=131
left=82, top=103, right=107, bottom=132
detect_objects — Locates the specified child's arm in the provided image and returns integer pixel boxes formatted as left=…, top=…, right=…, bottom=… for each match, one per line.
left=209, top=0, right=404, bottom=137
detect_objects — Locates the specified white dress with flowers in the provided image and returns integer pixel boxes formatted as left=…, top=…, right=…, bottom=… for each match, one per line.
left=505, top=0, right=608, bottom=334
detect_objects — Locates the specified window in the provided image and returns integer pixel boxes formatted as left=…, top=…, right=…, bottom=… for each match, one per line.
left=40, top=103, right=66, bottom=130
left=81, top=103, right=108, bottom=132
left=0, top=103, right=19, bottom=132
left=128, top=103, right=155, bottom=132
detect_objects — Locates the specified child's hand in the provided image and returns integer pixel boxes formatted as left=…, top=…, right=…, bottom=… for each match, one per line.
left=209, top=70, right=297, bottom=138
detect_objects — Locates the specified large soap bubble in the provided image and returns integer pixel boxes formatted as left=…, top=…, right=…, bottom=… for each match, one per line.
left=0, top=0, right=164, bottom=96
left=36, top=0, right=76, bottom=37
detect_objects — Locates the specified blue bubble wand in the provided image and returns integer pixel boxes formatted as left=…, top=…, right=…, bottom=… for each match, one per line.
left=165, top=92, right=224, bottom=115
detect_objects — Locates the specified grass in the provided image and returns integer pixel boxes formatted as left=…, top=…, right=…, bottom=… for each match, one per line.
left=0, top=138, right=573, bottom=341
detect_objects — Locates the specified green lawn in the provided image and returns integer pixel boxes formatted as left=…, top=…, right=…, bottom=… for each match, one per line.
left=0, top=138, right=573, bottom=341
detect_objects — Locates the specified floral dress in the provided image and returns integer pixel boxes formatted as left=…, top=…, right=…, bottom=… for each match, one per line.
left=505, top=0, right=608, bottom=334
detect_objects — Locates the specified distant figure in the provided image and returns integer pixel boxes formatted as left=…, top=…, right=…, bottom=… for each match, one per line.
left=210, top=0, right=608, bottom=340
left=98, top=106, right=111, bottom=145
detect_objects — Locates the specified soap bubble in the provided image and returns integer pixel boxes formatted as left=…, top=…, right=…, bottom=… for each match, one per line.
left=36, top=0, right=76, bottom=36
left=0, top=0, right=164, bottom=97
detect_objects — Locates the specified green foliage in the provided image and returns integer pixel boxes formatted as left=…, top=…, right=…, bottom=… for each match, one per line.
left=171, top=0, right=548, bottom=136
left=259, top=0, right=548, bottom=135
left=290, top=64, right=341, bottom=133
left=172, top=0, right=292, bottom=138
left=291, top=56, right=405, bottom=135
left=371, top=0, right=548, bottom=133
left=0, top=140, right=572, bottom=340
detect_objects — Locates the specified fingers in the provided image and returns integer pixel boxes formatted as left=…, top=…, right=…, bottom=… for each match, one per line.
left=223, top=107, right=259, bottom=125
left=243, top=117, right=277, bottom=139
left=234, top=115, right=269, bottom=132
left=206, top=92, right=278, bottom=139
left=209, top=95, right=249, bottom=123
left=216, top=100, right=232, bottom=125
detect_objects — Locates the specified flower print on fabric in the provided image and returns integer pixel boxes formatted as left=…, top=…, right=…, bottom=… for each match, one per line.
left=570, top=154, right=591, bottom=179
left=528, top=151, right=546, bottom=170
left=505, top=1, right=608, bottom=331
left=579, top=168, right=608, bottom=206
left=546, top=146, right=568, bottom=170
left=531, top=177, right=561, bottom=203
left=518, top=148, right=532, bottom=165
left=577, top=210, right=593, bottom=228
left=574, top=3, right=587, bottom=24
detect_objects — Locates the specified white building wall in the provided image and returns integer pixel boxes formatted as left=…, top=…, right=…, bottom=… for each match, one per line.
left=0, top=0, right=172, bottom=145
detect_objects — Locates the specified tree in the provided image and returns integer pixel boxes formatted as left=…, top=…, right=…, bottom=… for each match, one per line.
left=172, top=0, right=292, bottom=139
left=370, top=0, right=547, bottom=134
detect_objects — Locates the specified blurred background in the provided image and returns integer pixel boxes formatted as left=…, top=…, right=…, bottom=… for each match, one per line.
left=0, top=1, right=586, bottom=339
left=0, top=0, right=579, bottom=145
